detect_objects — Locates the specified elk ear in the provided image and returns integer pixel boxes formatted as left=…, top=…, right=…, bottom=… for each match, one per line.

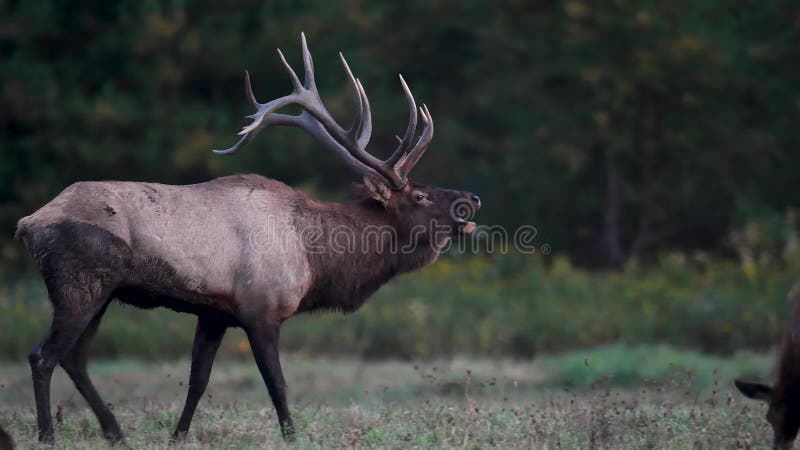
left=735, top=379, right=773, bottom=402
left=361, top=175, right=392, bottom=207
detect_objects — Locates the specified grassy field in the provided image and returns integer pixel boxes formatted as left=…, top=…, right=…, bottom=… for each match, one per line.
left=0, top=345, right=779, bottom=449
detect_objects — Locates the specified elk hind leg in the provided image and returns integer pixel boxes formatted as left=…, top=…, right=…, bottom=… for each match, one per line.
left=29, top=283, right=114, bottom=443
left=59, top=301, right=123, bottom=442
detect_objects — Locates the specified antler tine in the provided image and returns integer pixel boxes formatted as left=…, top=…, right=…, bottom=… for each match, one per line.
left=213, top=131, right=255, bottom=155
left=300, top=32, right=315, bottom=90
left=340, top=53, right=364, bottom=141
left=276, top=48, right=303, bottom=92
left=394, top=104, right=434, bottom=176
left=355, top=79, right=372, bottom=148
left=244, top=70, right=260, bottom=109
left=387, top=75, right=418, bottom=166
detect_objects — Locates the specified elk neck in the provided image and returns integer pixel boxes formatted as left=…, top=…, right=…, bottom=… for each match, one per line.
left=292, top=196, right=442, bottom=314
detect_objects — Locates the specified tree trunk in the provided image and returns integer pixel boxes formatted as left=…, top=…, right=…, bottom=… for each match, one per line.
left=601, top=143, right=625, bottom=270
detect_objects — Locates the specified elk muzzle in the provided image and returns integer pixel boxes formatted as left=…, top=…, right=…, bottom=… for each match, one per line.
left=453, top=192, right=481, bottom=235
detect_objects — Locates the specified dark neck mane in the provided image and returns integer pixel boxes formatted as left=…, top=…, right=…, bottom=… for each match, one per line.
left=293, top=197, right=442, bottom=313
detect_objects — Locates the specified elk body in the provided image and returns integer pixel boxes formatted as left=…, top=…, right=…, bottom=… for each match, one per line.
left=736, top=286, right=800, bottom=450
left=16, top=34, right=480, bottom=443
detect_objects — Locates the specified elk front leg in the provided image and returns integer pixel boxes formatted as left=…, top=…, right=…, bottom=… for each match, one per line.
left=172, top=317, right=227, bottom=441
left=245, top=321, right=294, bottom=437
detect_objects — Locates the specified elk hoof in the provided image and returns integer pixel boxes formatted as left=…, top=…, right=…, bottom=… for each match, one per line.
left=105, top=429, right=125, bottom=445
left=169, top=430, right=188, bottom=445
left=38, top=429, right=55, bottom=444
left=281, top=424, right=296, bottom=441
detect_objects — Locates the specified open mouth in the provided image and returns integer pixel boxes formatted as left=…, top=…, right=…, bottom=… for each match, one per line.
left=450, top=196, right=480, bottom=236
left=456, top=219, right=477, bottom=235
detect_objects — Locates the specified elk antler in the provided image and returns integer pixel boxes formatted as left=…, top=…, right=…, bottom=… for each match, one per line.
left=214, top=33, right=434, bottom=189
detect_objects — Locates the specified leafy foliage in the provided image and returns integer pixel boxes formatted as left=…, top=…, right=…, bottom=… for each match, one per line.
left=1, top=253, right=797, bottom=360
left=1, top=1, right=799, bottom=271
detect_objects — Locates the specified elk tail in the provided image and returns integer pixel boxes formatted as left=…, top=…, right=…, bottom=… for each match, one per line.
left=13, top=216, right=30, bottom=242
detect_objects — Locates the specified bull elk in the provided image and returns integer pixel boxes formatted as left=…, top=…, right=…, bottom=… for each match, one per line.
left=15, top=34, right=480, bottom=443
left=736, top=285, right=800, bottom=450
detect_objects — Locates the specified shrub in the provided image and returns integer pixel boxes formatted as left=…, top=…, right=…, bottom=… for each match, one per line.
left=0, top=252, right=796, bottom=360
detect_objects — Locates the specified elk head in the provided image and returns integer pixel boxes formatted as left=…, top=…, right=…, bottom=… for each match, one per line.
left=736, top=288, right=800, bottom=450
left=735, top=378, right=800, bottom=450
left=216, top=33, right=480, bottom=248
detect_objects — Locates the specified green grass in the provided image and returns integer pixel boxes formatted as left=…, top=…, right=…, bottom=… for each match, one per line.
left=537, top=344, right=771, bottom=390
left=0, top=345, right=779, bottom=449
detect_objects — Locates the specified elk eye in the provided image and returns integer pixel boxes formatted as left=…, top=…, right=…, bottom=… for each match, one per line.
left=415, top=194, right=427, bottom=201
